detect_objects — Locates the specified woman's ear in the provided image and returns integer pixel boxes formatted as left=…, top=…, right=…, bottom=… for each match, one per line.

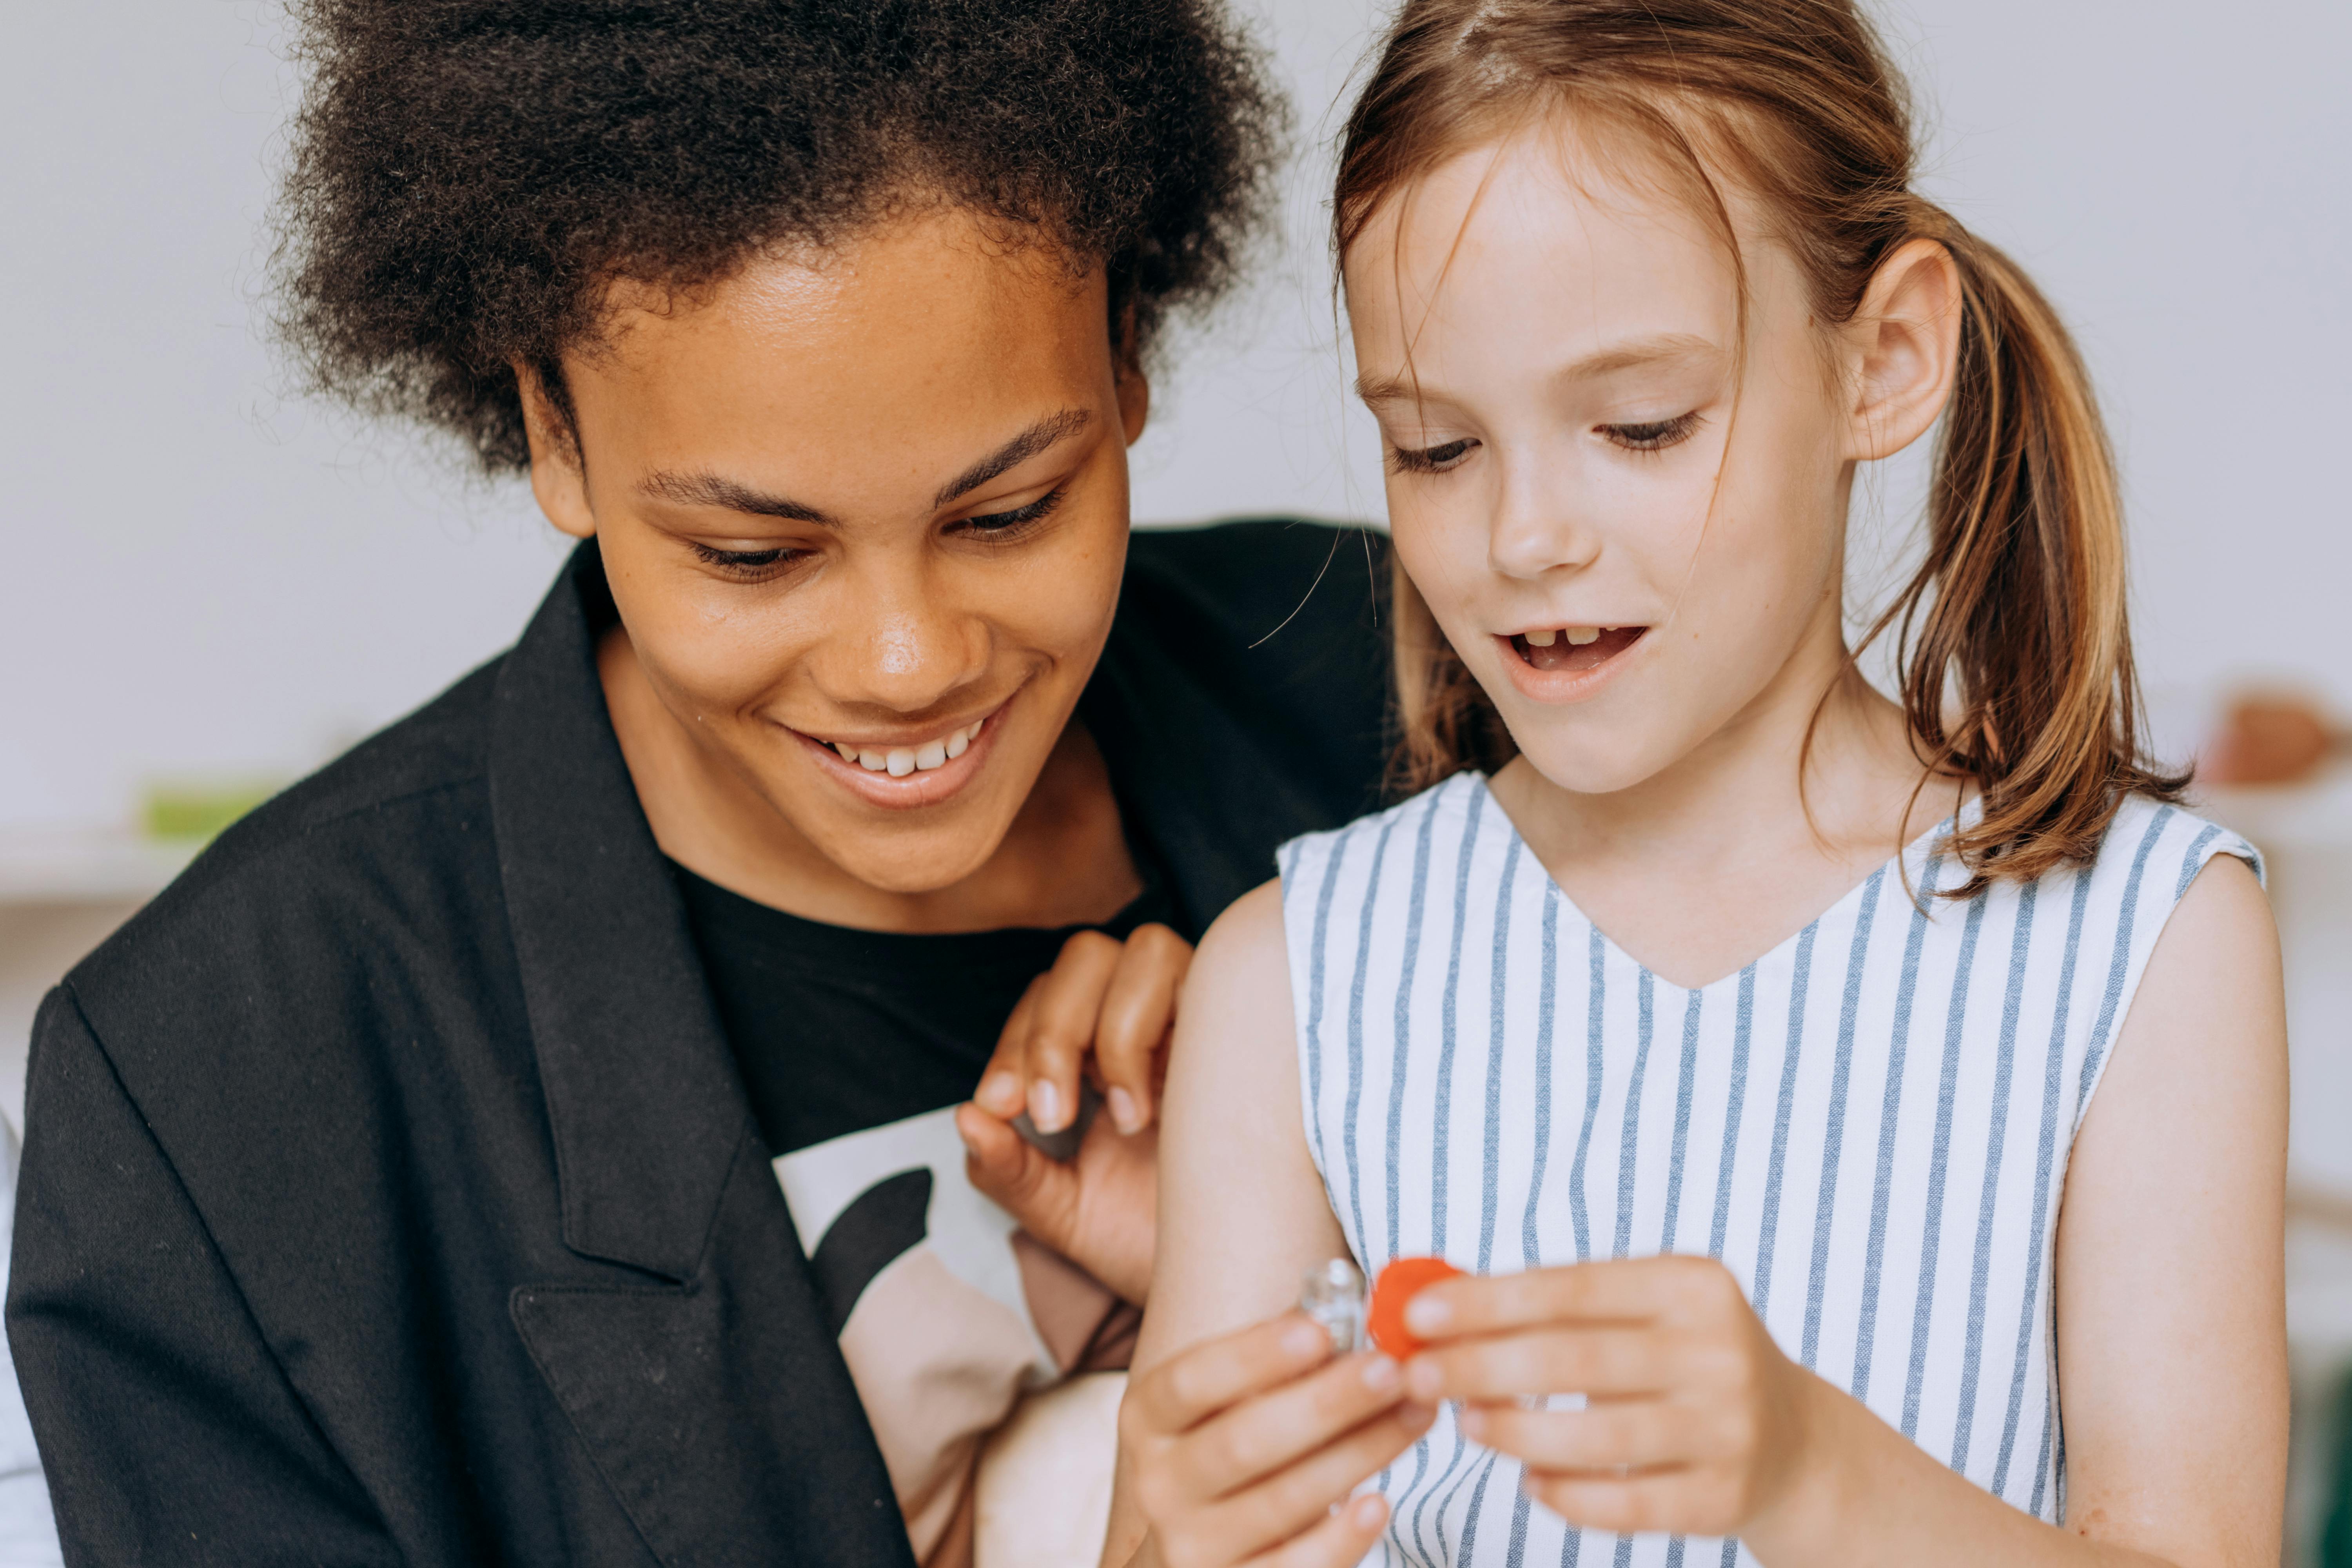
left=1843, top=237, right=1962, bottom=463
left=1117, top=363, right=1151, bottom=446
left=515, top=362, right=597, bottom=540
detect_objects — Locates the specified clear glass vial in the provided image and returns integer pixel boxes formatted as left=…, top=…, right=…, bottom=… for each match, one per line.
left=1299, top=1258, right=1367, bottom=1354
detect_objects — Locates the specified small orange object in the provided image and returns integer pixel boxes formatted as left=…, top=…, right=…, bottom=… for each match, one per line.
left=1368, top=1256, right=1463, bottom=1357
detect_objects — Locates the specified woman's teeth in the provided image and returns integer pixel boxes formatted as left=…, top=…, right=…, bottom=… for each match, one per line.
left=1523, top=627, right=1606, bottom=646
left=832, top=720, right=984, bottom=777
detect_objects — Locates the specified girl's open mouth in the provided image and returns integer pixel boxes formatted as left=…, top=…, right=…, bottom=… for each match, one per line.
left=1508, top=625, right=1647, bottom=673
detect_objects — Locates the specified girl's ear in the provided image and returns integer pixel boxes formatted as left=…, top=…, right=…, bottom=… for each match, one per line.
left=1843, top=237, right=1963, bottom=463
left=515, top=362, right=597, bottom=540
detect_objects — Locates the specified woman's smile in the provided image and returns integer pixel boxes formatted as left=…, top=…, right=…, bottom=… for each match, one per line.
left=788, top=695, right=1012, bottom=810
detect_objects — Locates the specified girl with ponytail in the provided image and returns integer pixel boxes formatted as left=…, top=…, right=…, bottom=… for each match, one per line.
left=1106, top=4, right=2287, bottom=1566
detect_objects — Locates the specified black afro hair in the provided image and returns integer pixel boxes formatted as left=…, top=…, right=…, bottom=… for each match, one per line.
left=272, top=0, right=1287, bottom=472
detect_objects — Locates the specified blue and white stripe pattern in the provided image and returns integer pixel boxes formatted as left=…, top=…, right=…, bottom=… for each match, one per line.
left=1276, top=775, right=2258, bottom=1568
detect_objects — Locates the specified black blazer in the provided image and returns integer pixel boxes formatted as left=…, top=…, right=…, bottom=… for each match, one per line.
left=9, top=522, right=1392, bottom=1567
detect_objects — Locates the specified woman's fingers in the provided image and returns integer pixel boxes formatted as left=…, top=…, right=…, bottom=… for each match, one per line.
left=1095, top=923, right=1191, bottom=1132
left=1240, top=1492, right=1391, bottom=1568
left=1175, top=1352, right=1410, bottom=1497
left=1014, top=930, right=1123, bottom=1133
left=974, top=973, right=1045, bottom=1119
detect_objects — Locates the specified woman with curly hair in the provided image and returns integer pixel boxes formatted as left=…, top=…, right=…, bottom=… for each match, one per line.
left=4, top=4, right=1391, bottom=1563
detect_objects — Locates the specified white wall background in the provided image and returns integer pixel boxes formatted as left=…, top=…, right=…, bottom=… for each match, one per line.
left=3, top=0, right=2346, bottom=833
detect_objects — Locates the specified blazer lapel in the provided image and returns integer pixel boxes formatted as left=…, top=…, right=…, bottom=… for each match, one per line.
left=489, top=544, right=914, bottom=1568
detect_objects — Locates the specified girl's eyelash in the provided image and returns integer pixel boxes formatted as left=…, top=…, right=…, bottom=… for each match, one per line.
left=1390, top=437, right=1477, bottom=475
left=1601, top=411, right=1704, bottom=452
left=955, top=485, right=1067, bottom=536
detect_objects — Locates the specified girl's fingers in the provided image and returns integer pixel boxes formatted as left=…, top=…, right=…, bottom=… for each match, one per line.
left=1019, top=930, right=1124, bottom=1132
left=1094, top=923, right=1191, bottom=1132
left=1175, top=1352, right=1410, bottom=1497
left=1404, top=1255, right=1737, bottom=1342
left=1404, top=1326, right=1675, bottom=1403
left=975, top=973, right=1046, bottom=1118
left=1129, top=1314, right=1336, bottom=1436
left=1242, top=1492, right=1391, bottom=1568
left=1457, top=1397, right=1700, bottom=1473
left=1209, top=1401, right=1434, bottom=1557
left=1521, top=1466, right=1720, bottom=1539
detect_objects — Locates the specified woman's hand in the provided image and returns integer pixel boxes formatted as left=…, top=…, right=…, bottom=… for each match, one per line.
left=1400, top=1256, right=1822, bottom=1541
left=1123, top=1312, right=1434, bottom=1568
left=955, top=924, right=1192, bottom=1303
left=982, top=923, right=1194, bottom=1137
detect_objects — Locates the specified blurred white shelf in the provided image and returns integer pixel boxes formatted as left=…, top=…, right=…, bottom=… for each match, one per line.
left=0, top=828, right=201, bottom=905
left=2201, top=764, right=2352, bottom=855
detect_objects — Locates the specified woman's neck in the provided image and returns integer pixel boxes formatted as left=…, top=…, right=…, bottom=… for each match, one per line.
left=597, top=627, right=1142, bottom=935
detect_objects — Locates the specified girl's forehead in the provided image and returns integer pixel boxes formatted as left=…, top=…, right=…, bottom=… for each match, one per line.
left=1343, top=127, right=1751, bottom=367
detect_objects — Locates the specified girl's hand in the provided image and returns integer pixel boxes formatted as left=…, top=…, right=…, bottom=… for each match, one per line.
left=1124, top=1312, right=1434, bottom=1568
left=1400, top=1256, right=1821, bottom=1540
left=956, top=924, right=1191, bottom=1303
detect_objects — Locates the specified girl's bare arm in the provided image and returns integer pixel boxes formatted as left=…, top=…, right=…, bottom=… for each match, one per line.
left=1100, top=881, right=1421, bottom=1568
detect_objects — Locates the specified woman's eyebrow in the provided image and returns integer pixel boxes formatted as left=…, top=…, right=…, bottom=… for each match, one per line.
left=637, top=468, right=837, bottom=524
left=633, top=407, right=1093, bottom=522
left=933, top=408, right=1092, bottom=506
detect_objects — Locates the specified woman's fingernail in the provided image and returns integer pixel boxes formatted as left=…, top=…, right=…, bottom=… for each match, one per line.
left=1457, top=1406, right=1486, bottom=1439
left=978, top=1072, right=1020, bottom=1111
left=1106, top=1086, right=1140, bottom=1132
left=1031, top=1081, right=1063, bottom=1132
left=1361, top=1355, right=1400, bottom=1392
left=1350, top=1494, right=1389, bottom=1530
left=1405, top=1293, right=1452, bottom=1334
left=1405, top=1358, right=1444, bottom=1402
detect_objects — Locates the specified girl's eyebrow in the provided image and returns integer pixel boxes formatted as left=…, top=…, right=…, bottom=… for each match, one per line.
left=1354, top=331, right=1721, bottom=408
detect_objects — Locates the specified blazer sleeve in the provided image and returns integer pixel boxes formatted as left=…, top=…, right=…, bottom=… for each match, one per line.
left=5, top=987, right=398, bottom=1566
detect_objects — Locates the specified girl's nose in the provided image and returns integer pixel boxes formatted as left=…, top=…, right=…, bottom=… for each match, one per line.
left=1486, top=461, right=1601, bottom=580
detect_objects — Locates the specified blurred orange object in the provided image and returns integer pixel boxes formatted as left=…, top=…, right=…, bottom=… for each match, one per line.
left=2199, top=693, right=2345, bottom=787
left=1368, top=1256, right=1464, bottom=1357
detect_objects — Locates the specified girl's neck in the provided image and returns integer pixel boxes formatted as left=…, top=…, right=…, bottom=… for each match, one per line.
left=1490, top=606, right=1958, bottom=989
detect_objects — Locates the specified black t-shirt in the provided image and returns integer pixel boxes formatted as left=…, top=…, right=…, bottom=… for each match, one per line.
left=675, top=863, right=1179, bottom=1158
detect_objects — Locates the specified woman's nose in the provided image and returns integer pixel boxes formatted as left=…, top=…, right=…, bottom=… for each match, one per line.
left=822, top=563, right=989, bottom=712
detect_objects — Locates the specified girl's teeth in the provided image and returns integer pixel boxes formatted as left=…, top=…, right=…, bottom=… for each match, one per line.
left=915, top=741, right=947, bottom=771
left=1565, top=627, right=1601, bottom=646
left=835, top=742, right=858, bottom=763
left=858, top=750, right=886, bottom=772
left=886, top=749, right=916, bottom=777
left=945, top=731, right=969, bottom=760
left=1524, top=629, right=1558, bottom=646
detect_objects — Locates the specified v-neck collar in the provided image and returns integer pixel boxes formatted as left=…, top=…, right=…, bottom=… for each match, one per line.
left=1466, top=772, right=1976, bottom=996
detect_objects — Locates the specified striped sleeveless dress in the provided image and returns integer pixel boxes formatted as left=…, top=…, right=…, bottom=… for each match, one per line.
left=1276, top=774, right=2258, bottom=1568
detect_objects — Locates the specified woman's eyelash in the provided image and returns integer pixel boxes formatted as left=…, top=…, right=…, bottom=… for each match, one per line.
left=1601, top=412, right=1704, bottom=452
left=1390, top=438, right=1477, bottom=475
left=958, top=485, right=1067, bottom=535
left=690, top=542, right=804, bottom=577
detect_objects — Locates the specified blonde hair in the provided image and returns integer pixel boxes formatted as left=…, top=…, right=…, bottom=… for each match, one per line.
left=1337, top=0, right=2186, bottom=894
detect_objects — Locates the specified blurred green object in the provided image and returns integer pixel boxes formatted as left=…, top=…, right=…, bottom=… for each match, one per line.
left=2328, top=1368, right=2352, bottom=1568
left=140, top=779, right=280, bottom=842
